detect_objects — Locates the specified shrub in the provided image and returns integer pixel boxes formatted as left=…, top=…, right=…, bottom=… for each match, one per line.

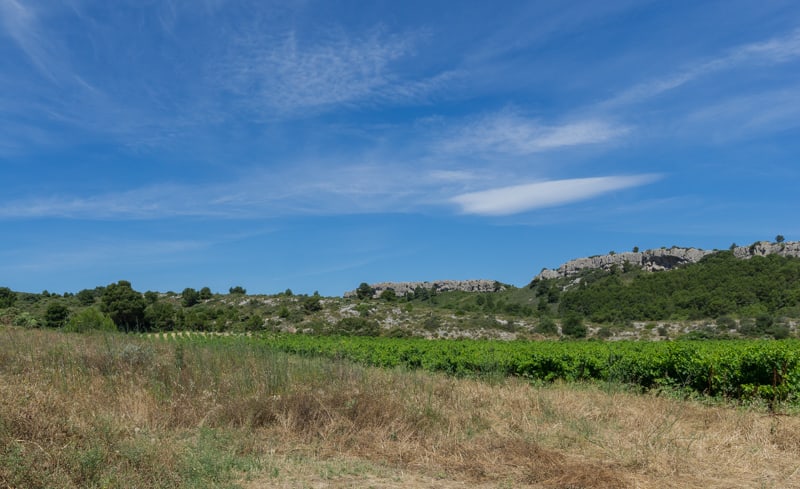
left=335, top=317, right=380, bottom=336
left=65, top=308, right=116, bottom=333
left=561, top=314, right=587, bottom=338
left=534, top=317, right=558, bottom=336
left=13, top=311, right=40, bottom=328
left=0, top=286, right=15, bottom=308
left=44, top=302, right=70, bottom=329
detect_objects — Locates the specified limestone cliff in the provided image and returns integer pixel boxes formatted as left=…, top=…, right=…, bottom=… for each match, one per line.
left=535, top=241, right=800, bottom=280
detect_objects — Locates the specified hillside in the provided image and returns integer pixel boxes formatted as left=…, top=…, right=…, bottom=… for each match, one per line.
left=1, top=240, right=800, bottom=340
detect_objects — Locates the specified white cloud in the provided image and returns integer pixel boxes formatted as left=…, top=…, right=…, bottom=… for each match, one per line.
left=605, top=29, right=800, bottom=107
left=441, top=110, right=630, bottom=155
left=450, top=175, right=660, bottom=216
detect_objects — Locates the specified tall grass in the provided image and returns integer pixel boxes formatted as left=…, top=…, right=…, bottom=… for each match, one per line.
left=2, top=327, right=799, bottom=488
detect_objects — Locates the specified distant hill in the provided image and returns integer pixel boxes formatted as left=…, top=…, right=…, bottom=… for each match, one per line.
left=2, top=239, right=799, bottom=340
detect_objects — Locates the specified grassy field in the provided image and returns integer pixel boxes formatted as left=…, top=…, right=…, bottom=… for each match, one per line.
left=1, top=327, right=799, bottom=488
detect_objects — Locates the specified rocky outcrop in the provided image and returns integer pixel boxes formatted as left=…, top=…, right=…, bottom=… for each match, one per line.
left=535, top=241, right=800, bottom=280
left=731, top=240, right=800, bottom=259
left=344, top=280, right=505, bottom=298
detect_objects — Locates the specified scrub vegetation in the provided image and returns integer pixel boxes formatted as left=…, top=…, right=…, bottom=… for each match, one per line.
left=2, top=249, right=800, bottom=341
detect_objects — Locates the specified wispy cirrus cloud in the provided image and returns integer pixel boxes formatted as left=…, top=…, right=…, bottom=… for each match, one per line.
left=603, top=28, right=800, bottom=107
left=0, top=0, right=58, bottom=81
left=685, top=87, right=800, bottom=140
left=450, top=175, right=660, bottom=216
left=440, top=110, right=630, bottom=155
left=216, top=27, right=455, bottom=116
left=0, top=161, right=444, bottom=220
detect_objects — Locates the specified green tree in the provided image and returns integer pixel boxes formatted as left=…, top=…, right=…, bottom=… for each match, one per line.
left=145, top=301, right=177, bottom=331
left=356, top=282, right=375, bottom=300
left=776, top=235, right=785, bottom=243
left=76, top=288, right=97, bottom=306
left=0, top=287, right=15, bottom=308
left=44, top=302, right=70, bottom=328
left=302, top=295, right=323, bottom=313
left=379, top=289, right=397, bottom=302
left=101, top=280, right=146, bottom=332
left=229, top=286, right=246, bottom=295
left=143, top=290, right=159, bottom=305
left=182, top=287, right=200, bottom=307
left=199, top=287, right=213, bottom=300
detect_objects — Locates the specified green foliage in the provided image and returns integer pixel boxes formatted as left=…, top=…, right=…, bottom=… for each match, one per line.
left=13, top=311, right=39, bottom=328
left=201, top=334, right=800, bottom=405
left=0, top=287, right=15, bottom=308
left=302, top=295, right=322, bottom=313
left=558, top=252, right=800, bottom=322
left=561, top=314, right=587, bottom=338
left=144, top=301, right=177, bottom=331
left=228, top=286, right=246, bottom=295
left=244, top=314, right=265, bottom=331
left=76, top=289, right=97, bottom=306
left=355, top=283, right=374, bottom=300
left=335, top=317, right=380, bottom=336
left=143, top=290, right=159, bottom=305
left=182, top=287, right=200, bottom=307
left=199, top=287, right=213, bottom=300
left=44, top=302, right=70, bottom=329
left=65, top=307, right=116, bottom=333
left=379, top=289, right=397, bottom=302
left=100, top=280, right=146, bottom=332
left=534, top=317, right=558, bottom=336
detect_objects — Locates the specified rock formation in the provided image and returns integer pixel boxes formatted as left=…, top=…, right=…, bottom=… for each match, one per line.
left=535, top=241, right=800, bottom=280
left=344, top=279, right=505, bottom=298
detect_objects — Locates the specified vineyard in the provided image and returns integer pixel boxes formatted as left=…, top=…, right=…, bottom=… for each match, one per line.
left=149, top=333, right=800, bottom=407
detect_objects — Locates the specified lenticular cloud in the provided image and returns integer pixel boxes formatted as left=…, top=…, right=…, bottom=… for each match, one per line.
left=450, top=175, right=660, bottom=216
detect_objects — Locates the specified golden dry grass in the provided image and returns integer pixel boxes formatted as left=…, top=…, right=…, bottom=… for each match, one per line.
left=1, top=327, right=799, bottom=488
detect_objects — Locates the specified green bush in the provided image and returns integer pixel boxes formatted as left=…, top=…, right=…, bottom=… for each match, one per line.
left=561, top=314, right=587, bottom=338
left=534, top=317, right=558, bottom=336
left=65, top=308, right=116, bottom=333
left=335, top=317, right=380, bottom=336
left=44, top=302, right=70, bottom=329
left=13, top=312, right=40, bottom=328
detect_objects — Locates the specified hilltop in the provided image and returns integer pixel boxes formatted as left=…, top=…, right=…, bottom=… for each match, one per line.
left=536, top=240, right=800, bottom=280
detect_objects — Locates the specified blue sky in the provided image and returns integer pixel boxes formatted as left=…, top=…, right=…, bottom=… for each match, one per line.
left=1, top=0, right=799, bottom=296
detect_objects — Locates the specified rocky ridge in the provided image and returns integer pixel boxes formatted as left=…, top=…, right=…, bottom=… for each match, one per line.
left=535, top=241, right=800, bottom=280
left=344, top=279, right=505, bottom=299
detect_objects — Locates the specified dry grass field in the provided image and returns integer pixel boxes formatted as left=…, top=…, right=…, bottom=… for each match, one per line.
left=1, top=327, right=799, bottom=488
